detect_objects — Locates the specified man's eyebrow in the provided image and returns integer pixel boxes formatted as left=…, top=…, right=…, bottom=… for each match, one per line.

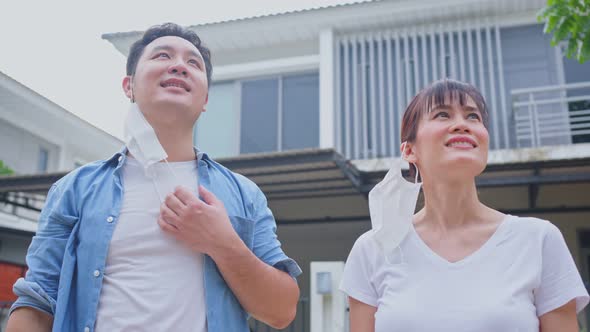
left=150, top=45, right=204, bottom=62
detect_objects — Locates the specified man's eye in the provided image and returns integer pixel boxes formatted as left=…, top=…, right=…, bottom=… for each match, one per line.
left=188, top=59, right=201, bottom=67
left=156, top=53, right=170, bottom=59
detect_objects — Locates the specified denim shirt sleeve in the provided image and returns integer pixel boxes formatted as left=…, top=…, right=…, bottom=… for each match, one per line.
left=10, top=182, right=78, bottom=316
left=250, top=186, right=302, bottom=279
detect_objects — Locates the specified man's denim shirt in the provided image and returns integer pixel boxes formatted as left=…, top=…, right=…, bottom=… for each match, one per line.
left=11, top=148, right=302, bottom=332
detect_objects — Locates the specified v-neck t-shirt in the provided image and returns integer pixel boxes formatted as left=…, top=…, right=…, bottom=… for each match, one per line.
left=340, top=215, right=589, bottom=332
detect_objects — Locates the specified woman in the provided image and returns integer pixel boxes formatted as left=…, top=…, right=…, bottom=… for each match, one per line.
left=340, top=79, right=589, bottom=332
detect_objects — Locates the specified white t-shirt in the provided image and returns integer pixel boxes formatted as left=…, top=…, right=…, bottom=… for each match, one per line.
left=340, top=215, right=589, bottom=332
left=95, top=157, right=207, bottom=332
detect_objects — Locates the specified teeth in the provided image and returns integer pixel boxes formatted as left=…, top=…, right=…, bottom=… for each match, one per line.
left=163, top=83, right=186, bottom=90
left=448, top=141, right=473, bottom=148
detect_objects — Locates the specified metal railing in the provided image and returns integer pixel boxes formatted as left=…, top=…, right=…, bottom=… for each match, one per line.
left=250, top=297, right=309, bottom=332
left=512, top=82, right=590, bottom=148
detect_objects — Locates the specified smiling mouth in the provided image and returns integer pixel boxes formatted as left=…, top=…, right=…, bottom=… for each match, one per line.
left=161, top=81, right=190, bottom=92
left=447, top=142, right=475, bottom=148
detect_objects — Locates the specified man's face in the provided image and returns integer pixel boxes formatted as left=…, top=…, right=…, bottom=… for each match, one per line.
left=123, top=36, right=209, bottom=127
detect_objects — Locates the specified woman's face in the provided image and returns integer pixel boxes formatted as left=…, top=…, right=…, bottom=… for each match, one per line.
left=405, top=94, right=489, bottom=181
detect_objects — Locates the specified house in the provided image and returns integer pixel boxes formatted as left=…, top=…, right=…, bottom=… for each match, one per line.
left=0, top=0, right=588, bottom=330
left=103, top=0, right=590, bottom=330
left=0, top=70, right=121, bottom=326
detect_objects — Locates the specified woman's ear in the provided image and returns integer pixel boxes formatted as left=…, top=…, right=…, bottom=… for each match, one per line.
left=400, top=141, right=418, bottom=164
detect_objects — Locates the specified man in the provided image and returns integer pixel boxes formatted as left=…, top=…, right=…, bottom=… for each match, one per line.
left=7, top=23, right=301, bottom=332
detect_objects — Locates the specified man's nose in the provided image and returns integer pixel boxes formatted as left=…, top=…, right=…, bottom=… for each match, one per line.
left=169, top=62, right=188, bottom=76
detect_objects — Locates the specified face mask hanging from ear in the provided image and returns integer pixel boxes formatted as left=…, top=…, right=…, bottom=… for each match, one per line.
left=124, top=102, right=169, bottom=178
left=369, top=144, right=422, bottom=258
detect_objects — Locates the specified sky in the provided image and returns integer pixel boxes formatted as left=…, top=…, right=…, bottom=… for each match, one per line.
left=0, top=0, right=356, bottom=140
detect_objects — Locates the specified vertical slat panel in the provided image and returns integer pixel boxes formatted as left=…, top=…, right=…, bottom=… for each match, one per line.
left=351, top=37, right=360, bottom=159
left=495, top=24, right=509, bottom=148
left=343, top=39, right=352, bottom=158
left=457, top=24, right=466, bottom=82
left=277, top=77, right=283, bottom=151
left=449, top=29, right=457, bottom=79
left=335, top=40, right=342, bottom=154
left=403, top=32, right=412, bottom=104
left=476, top=27, right=486, bottom=99
left=430, top=28, right=439, bottom=81
left=412, top=32, right=421, bottom=93
left=439, top=27, right=446, bottom=78
left=361, top=36, right=368, bottom=158
left=369, top=35, right=378, bottom=158
left=485, top=24, right=500, bottom=149
left=395, top=32, right=403, bottom=154
left=466, top=28, right=475, bottom=85
left=377, top=34, right=386, bottom=157
left=386, top=34, right=396, bottom=156
left=421, top=29, right=429, bottom=86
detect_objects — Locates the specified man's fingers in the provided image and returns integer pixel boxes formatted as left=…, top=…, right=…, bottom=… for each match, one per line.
left=173, top=186, right=198, bottom=206
left=160, top=204, right=181, bottom=227
left=164, top=193, right=185, bottom=215
left=158, top=216, right=179, bottom=233
left=198, top=185, right=219, bottom=206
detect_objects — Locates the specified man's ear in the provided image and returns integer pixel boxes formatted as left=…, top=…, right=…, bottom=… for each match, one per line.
left=400, top=141, right=418, bottom=164
left=202, top=93, right=209, bottom=112
left=122, top=76, right=133, bottom=100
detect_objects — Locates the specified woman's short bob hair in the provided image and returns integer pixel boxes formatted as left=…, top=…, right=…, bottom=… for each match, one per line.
left=400, top=78, right=490, bottom=144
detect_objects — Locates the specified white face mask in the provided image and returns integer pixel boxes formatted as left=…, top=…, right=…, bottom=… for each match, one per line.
left=124, top=102, right=168, bottom=178
left=369, top=154, right=422, bottom=258
left=124, top=102, right=190, bottom=203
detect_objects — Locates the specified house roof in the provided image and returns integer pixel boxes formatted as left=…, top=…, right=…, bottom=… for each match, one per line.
left=0, top=71, right=122, bottom=145
left=102, top=0, right=544, bottom=56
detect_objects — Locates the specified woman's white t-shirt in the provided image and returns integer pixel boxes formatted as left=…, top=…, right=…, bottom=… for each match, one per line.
left=340, top=215, right=589, bottom=332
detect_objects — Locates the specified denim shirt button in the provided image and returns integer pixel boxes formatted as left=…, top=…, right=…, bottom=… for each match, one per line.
left=106, top=216, right=114, bottom=223
left=93, top=270, right=100, bottom=277
left=118, top=156, right=123, bottom=163
left=84, top=327, right=90, bottom=332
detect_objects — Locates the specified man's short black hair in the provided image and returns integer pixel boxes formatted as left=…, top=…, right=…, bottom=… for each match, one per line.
left=126, top=22, right=213, bottom=87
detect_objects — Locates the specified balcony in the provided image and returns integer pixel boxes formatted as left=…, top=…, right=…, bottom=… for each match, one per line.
left=512, top=82, right=590, bottom=148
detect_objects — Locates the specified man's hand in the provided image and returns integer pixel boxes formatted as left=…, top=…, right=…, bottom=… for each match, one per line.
left=158, top=185, right=240, bottom=255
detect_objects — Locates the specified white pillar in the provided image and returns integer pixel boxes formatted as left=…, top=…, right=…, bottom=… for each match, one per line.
left=310, top=261, right=347, bottom=332
left=319, top=28, right=335, bottom=149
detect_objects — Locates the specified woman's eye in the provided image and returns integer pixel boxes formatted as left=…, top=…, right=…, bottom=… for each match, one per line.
left=467, top=113, right=481, bottom=121
left=434, top=111, right=449, bottom=119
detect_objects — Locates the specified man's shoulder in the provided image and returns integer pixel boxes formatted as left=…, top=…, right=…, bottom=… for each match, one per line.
left=205, top=157, right=261, bottom=197
left=54, top=155, right=120, bottom=191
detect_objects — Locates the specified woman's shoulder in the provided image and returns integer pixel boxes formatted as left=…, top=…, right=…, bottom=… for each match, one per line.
left=503, top=214, right=561, bottom=241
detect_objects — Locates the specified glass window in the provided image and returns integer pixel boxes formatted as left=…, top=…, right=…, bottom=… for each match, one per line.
left=240, top=78, right=279, bottom=154
left=194, top=82, right=239, bottom=158
left=38, top=147, right=48, bottom=172
left=282, top=73, right=319, bottom=150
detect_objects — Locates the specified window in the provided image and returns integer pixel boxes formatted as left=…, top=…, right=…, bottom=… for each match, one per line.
left=37, top=147, right=49, bottom=172
left=194, top=82, right=239, bottom=158
left=240, top=72, right=319, bottom=154
left=194, top=72, right=320, bottom=157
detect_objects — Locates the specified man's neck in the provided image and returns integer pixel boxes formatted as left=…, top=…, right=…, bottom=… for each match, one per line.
left=152, top=125, right=196, bottom=162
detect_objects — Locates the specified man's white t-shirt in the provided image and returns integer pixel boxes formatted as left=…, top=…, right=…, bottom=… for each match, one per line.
left=95, top=157, right=207, bottom=332
left=340, top=215, right=589, bottom=332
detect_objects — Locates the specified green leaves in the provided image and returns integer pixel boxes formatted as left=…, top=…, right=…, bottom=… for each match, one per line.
left=538, top=0, right=590, bottom=63
left=0, top=160, right=14, bottom=176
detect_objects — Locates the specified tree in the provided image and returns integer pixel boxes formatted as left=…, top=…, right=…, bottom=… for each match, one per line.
left=538, top=0, right=590, bottom=63
left=0, top=160, right=14, bottom=175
